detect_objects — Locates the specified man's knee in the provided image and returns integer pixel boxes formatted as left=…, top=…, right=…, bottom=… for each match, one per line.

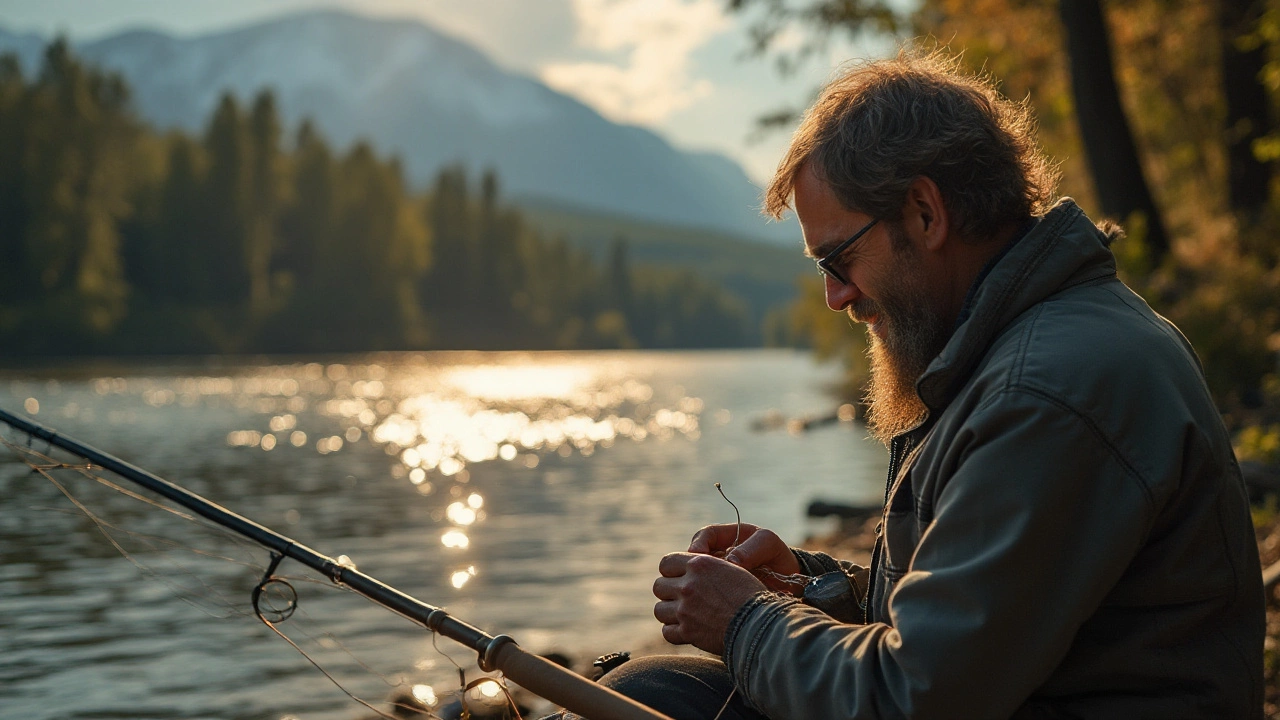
left=598, top=655, right=761, bottom=720
left=599, top=655, right=726, bottom=694
left=538, top=654, right=764, bottom=720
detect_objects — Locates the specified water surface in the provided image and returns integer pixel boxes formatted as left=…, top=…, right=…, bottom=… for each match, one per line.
left=0, top=349, right=886, bottom=720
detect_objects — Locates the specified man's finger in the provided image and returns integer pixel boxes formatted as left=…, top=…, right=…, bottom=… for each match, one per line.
left=722, top=530, right=769, bottom=567
left=653, top=600, right=678, bottom=625
left=723, top=527, right=791, bottom=571
left=652, top=576, right=680, bottom=601
left=658, top=552, right=692, bottom=577
left=688, top=525, right=729, bottom=554
left=688, top=523, right=758, bottom=553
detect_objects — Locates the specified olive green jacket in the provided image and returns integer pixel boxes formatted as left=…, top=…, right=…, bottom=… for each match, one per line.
left=723, top=200, right=1265, bottom=719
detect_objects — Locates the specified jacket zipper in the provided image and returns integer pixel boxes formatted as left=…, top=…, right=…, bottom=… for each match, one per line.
left=864, top=434, right=907, bottom=624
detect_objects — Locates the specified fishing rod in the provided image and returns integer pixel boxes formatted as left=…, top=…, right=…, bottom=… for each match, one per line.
left=0, top=406, right=671, bottom=720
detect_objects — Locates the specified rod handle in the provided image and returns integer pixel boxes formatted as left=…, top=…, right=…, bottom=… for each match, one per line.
left=491, top=642, right=673, bottom=720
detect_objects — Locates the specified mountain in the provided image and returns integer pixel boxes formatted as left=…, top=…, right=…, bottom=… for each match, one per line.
left=0, top=11, right=795, bottom=244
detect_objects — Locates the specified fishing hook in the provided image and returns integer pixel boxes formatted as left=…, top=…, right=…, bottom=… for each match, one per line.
left=715, top=482, right=742, bottom=548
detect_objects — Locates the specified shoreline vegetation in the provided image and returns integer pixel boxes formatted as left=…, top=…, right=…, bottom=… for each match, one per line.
left=0, top=41, right=763, bottom=358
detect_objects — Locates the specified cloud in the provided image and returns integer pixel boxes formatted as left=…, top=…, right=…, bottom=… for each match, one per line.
left=539, top=0, right=728, bottom=125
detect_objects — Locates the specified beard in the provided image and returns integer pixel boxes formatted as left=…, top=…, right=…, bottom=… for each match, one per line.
left=858, top=238, right=953, bottom=444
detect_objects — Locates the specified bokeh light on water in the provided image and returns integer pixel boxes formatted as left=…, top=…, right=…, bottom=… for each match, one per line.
left=0, top=350, right=887, bottom=720
left=203, top=355, right=706, bottom=596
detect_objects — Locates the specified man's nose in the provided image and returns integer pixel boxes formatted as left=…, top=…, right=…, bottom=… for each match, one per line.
left=824, top=275, right=860, bottom=312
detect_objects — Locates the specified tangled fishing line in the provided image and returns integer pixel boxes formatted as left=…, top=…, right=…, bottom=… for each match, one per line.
left=0, top=430, right=522, bottom=720
left=707, top=482, right=814, bottom=720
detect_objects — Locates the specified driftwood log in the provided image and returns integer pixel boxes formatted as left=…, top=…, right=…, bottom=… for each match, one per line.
left=806, top=500, right=881, bottom=524
left=1242, top=460, right=1280, bottom=502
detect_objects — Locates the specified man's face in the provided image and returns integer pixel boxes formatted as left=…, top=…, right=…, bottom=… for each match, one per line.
left=796, top=167, right=952, bottom=441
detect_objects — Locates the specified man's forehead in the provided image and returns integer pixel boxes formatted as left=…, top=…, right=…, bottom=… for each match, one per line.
left=801, top=224, right=853, bottom=260
left=795, top=171, right=869, bottom=258
left=804, top=235, right=847, bottom=259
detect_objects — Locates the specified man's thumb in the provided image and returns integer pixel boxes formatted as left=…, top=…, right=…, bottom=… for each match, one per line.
left=723, top=532, right=767, bottom=568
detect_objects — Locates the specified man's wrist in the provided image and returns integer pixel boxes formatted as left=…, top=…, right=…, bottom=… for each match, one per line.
left=727, top=586, right=793, bottom=661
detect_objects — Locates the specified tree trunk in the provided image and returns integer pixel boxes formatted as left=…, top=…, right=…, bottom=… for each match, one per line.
left=1220, top=0, right=1272, bottom=219
left=1059, top=0, right=1170, bottom=262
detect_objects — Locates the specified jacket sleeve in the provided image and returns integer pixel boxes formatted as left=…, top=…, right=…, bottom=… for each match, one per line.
left=792, top=548, right=848, bottom=576
left=723, top=388, right=1157, bottom=720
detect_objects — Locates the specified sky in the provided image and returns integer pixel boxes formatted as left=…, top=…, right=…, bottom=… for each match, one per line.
left=0, top=0, right=893, bottom=184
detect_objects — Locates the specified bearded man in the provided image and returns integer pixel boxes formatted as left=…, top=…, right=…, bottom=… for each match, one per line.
left=573, top=50, right=1267, bottom=720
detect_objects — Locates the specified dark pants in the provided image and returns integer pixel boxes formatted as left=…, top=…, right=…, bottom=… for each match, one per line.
left=545, top=655, right=770, bottom=720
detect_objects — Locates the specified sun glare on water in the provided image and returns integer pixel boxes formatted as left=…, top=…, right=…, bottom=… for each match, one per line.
left=80, top=357, right=706, bottom=596
left=442, top=364, right=594, bottom=401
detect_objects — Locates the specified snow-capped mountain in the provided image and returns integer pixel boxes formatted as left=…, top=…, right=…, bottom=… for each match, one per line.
left=0, top=10, right=793, bottom=244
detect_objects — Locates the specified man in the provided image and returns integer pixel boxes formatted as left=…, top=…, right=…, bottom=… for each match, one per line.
left=591, top=50, right=1265, bottom=719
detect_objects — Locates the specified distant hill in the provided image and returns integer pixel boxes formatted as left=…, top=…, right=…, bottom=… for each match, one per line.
left=0, top=10, right=796, bottom=245
left=521, top=199, right=809, bottom=322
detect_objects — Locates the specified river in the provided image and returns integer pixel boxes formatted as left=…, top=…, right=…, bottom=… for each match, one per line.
left=0, top=349, right=887, bottom=720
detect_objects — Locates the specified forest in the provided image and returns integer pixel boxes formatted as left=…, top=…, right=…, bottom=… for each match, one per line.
left=747, top=0, right=1280, bottom=468
left=0, top=40, right=754, bottom=357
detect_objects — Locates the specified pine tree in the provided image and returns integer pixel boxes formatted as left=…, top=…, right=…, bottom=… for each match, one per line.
left=420, top=165, right=475, bottom=333
left=0, top=54, right=29, bottom=304
left=245, top=90, right=285, bottom=315
left=157, top=136, right=205, bottom=302
left=22, top=39, right=132, bottom=336
left=200, top=92, right=251, bottom=305
left=276, top=119, right=335, bottom=289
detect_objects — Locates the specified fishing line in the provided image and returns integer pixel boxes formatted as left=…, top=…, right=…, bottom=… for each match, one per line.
left=2, top=434, right=262, bottom=618
left=432, top=628, right=523, bottom=720
left=707, top=484, right=744, bottom=720
left=257, top=611, right=412, bottom=720
left=4, top=431, right=259, bottom=551
left=714, top=482, right=742, bottom=549
left=434, top=628, right=470, bottom=682
left=712, top=483, right=810, bottom=595
left=6, top=440, right=252, bottom=619
left=711, top=686, right=737, bottom=720
left=461, top=675, right=525, bottom=720
left=1, top=410, right=675, bottom=720
left=276, top=575, right=438, bottom=694
left=247, top=552, right=456, bottom=720
left=1, top=431, right=467, bottom=719
left=286, top=615, right=406, bottom=688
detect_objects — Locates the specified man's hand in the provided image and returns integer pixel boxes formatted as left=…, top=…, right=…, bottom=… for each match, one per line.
left=688, top=523, right=803, bottom=592
left=652, top=552, right=766, bottom=654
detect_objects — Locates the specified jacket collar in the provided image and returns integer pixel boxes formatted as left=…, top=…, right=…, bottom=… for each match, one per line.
left=914, top=198, right=1118, bottom=411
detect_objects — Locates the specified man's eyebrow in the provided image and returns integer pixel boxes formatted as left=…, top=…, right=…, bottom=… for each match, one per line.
left=804, top=239, right=840, bottom=260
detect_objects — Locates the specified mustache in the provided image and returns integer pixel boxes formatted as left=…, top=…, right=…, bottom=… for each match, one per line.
left=847, top=298, right=881, bottom=325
